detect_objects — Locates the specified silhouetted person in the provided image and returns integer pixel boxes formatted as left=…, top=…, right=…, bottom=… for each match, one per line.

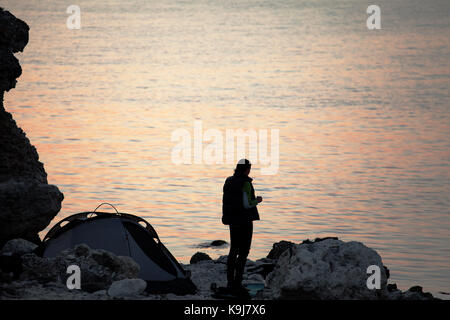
left=222, top=159, right=262, bottom=294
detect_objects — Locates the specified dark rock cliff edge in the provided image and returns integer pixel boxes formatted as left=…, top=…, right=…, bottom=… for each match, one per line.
left=0, top=7, right=64, bottom=246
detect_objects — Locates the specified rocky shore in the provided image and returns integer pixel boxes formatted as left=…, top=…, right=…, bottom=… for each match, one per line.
left=0, top=8, right=440, bottom=301
left=0, top=237, right=438, bottom=300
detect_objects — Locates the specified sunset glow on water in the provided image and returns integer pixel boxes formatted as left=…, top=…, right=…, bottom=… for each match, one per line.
left=2, top=0, right=449, bottom=298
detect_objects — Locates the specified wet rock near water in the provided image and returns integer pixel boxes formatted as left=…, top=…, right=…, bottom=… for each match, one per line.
left=301, top=236, right=339, bottom=244
left=267, top=237, right=340, bottom=260
left=387, top=283, right=398, bottom=292
left=266, top=240, right=295, bottom=260
left=383, top=284, right=436, bottom=300
left=195, top=240, right=228, bottom=249
left=190, top=252, right=212, bottom=264
left=404, top=286, right=435, bottom=300
left=210, top=240, right=227, bottom=247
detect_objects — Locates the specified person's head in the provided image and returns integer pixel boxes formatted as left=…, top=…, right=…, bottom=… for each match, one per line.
left=234, top=159, right=251, bottom=176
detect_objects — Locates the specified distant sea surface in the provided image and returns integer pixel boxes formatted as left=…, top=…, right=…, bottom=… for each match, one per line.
left=3, top=0, right=449, bottom=298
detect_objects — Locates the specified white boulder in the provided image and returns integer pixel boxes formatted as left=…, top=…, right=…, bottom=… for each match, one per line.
left=264, top=239, right=388, bottom=299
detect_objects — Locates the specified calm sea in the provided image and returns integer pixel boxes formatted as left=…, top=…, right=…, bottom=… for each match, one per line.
left=3, top=0, right=449, bottom=298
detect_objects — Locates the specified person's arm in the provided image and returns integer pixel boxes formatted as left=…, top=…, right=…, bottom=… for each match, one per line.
left=243, top=181, right=258, bottom=209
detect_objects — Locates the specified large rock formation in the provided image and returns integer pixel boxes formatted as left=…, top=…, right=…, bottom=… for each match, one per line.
left=0, top=7, right=64, bottom=246
left=262, top=238, right=389, bottom=299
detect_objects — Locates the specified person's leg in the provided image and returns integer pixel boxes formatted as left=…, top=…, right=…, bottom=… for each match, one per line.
left=227, top=224, right=239, bottom=288
left=234, top=222, right=253, bottom=286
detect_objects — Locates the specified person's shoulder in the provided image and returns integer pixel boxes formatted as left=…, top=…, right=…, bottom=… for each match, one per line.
left=224, top=176, right=234, bottom=184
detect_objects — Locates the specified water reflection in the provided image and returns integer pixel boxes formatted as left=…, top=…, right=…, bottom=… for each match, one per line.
left=3, top=0, right=449, bottom=298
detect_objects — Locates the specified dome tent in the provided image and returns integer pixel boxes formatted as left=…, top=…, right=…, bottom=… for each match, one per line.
left=41, top=203, right=197, bottom=295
